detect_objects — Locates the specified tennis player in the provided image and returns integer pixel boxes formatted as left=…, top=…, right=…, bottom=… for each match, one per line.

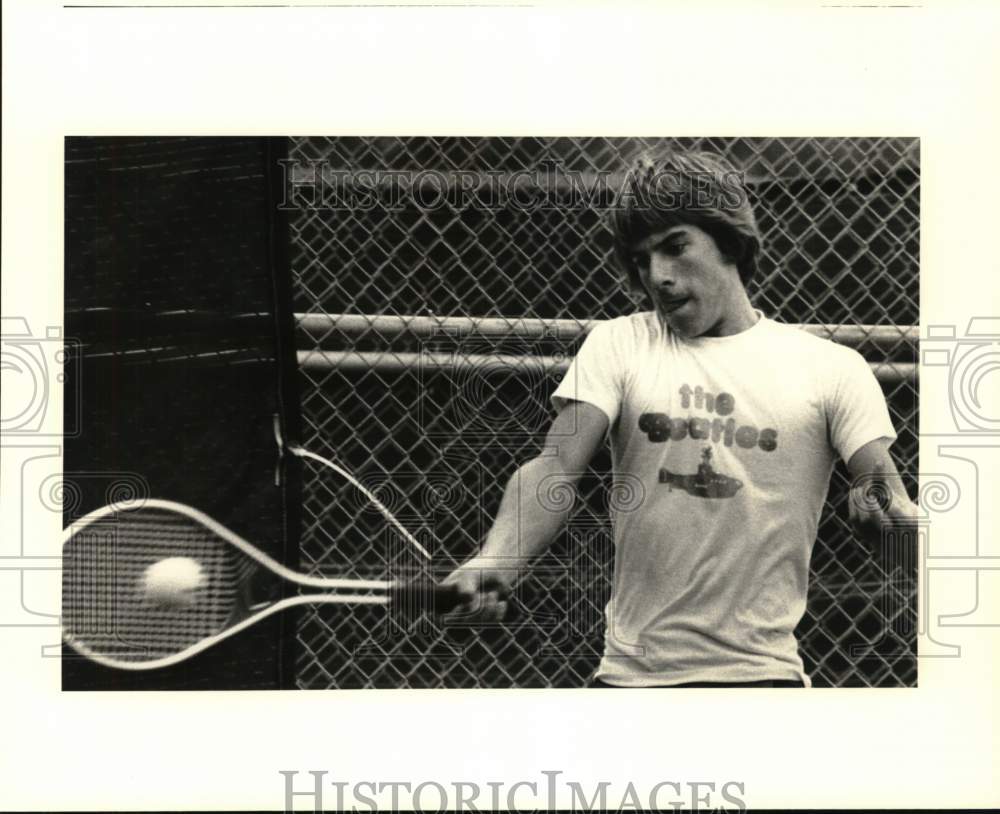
left=444, top=149, right=918, bottom=688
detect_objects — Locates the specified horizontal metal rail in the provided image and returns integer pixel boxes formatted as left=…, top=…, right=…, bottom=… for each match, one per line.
left=296, top=313, right=918, bottom=356
left=66, top=307, right=917, bottom=357
left=298, top=349, right=917, bottom=384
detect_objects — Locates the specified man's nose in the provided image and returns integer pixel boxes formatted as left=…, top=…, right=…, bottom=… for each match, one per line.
left=648, top=253, right=676, bottom=288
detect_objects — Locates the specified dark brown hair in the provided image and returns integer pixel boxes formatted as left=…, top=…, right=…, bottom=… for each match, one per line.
left=612, top=150, right=762, bottom=300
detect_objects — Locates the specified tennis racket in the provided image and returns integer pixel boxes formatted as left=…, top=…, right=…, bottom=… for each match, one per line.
left=61, top=499, right=460, bottom=670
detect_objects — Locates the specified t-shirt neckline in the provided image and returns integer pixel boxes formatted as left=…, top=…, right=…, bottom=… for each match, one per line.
left=657, top=308, right=768, bottom=345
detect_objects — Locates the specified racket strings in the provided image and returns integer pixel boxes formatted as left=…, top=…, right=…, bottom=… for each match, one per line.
left=62, top=507, right=250, bottom=663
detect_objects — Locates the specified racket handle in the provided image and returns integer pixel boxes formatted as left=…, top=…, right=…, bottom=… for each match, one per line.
left=389, top=580, right=464, bottom=616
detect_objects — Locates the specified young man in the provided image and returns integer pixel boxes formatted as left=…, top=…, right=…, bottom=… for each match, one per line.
left=444, top=150, right=917, bottom=688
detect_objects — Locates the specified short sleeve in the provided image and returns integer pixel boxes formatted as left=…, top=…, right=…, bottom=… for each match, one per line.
left=826, top=346, right=898, bottom=465
left=551, top=319, right=630, bottom=427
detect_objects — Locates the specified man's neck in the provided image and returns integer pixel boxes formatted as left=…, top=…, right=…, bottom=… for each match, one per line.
left=709, top=292, right=760, bottom=337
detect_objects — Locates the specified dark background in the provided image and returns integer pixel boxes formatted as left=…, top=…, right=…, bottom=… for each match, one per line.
left=63, top=137, right=301, bottom=690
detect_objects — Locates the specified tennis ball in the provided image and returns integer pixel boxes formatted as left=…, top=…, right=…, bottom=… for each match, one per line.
left=142, top=557, right=205, bottom=608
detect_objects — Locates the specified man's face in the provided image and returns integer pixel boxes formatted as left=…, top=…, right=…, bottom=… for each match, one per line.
left=630, top=223, right=746, bottom=338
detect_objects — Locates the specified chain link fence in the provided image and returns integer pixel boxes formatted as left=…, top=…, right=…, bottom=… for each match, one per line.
left=286, top=137, right=918, bottom=688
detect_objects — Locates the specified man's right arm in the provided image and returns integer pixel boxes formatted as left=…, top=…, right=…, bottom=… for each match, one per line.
left=443, top=400, right=609, bottom=620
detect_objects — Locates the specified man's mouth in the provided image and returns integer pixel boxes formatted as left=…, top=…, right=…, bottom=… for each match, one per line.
left=659, top=297, right=690, bottom=314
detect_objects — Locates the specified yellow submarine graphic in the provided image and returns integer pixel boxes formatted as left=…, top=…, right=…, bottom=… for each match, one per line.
left=658, top=447, right=743, bottom=499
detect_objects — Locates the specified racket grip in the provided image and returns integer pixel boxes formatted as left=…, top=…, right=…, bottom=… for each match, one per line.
left=389, top=580, right=464, bottom=616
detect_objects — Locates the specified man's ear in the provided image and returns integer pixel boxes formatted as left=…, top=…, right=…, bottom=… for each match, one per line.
left=710, top=232, right=742, bottom=272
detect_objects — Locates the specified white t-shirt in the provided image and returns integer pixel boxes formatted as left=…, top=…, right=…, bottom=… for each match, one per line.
left=551, top=311, right=897, bottom=687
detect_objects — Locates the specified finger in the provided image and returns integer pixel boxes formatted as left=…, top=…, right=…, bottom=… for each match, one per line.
left=482, top=589, right=502, bottom=617
left=443, top=598, right=482, bottom=621
left=492, top=599, right=509, bottom=622
left=441, top=577, right=483, bottom=616
left=450, top=590, right=506, bottom=623
left=443, top=584, right=499, bottom=620
left=443, top=568, right=483, bottom=599
left=474, top=594, right=507, bottom=623
left=481, top=576, right=512, bottom=601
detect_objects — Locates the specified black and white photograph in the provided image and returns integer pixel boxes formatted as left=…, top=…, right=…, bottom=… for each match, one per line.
left=3, top=2, right=999, bottom=812
left=60, top=136, right=920, bottom=692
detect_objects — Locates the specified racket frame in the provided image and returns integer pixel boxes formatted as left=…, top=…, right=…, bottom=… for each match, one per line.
left=61, top=499, right=408, bottom=671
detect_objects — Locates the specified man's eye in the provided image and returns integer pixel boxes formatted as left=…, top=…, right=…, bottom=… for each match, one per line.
left=631, top=253, right=649, bottom=268
left=663, top=241, right=686, bottom=256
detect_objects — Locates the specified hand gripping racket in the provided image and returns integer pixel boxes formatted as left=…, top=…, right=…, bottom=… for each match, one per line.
left=61, top=499, right=461, bottom=670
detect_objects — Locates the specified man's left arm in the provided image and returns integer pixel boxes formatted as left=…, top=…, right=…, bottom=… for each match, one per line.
left=846, top=438, right=919, bottom=546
